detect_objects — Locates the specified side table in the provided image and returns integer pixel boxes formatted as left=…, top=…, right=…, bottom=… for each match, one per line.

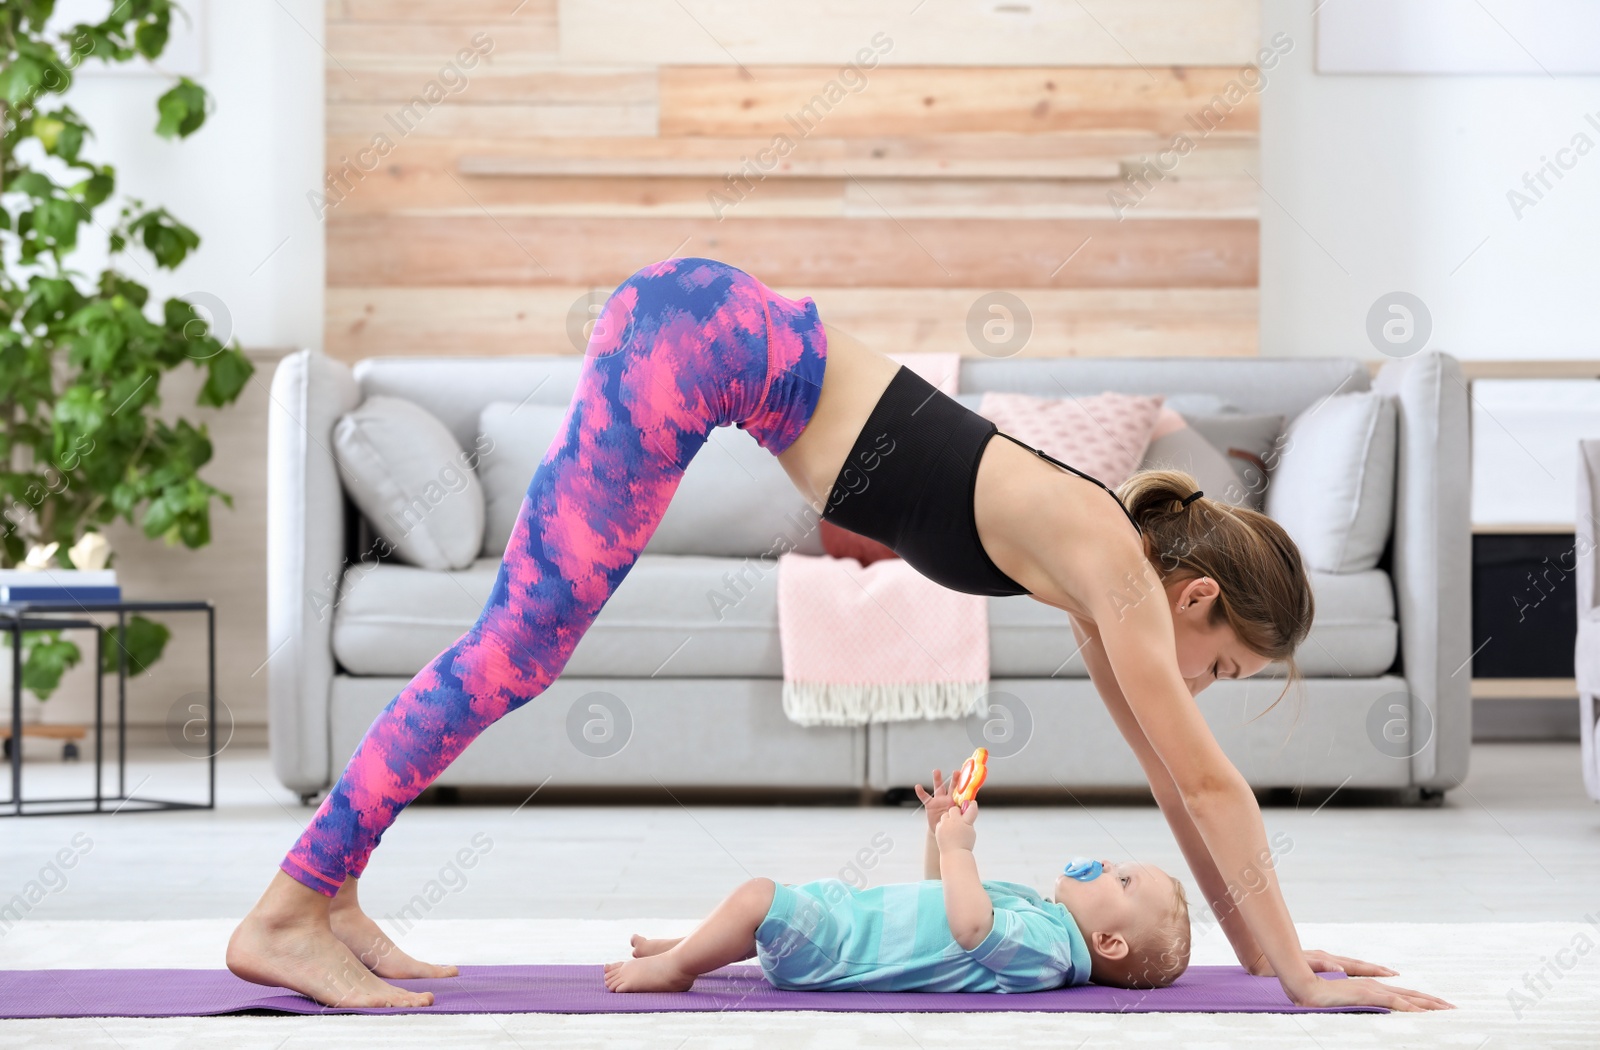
left=2, top=600, right=216, bottom=817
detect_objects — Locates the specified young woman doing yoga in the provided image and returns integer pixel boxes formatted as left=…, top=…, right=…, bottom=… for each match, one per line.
left=227, top=256, right=1452, bottom=1012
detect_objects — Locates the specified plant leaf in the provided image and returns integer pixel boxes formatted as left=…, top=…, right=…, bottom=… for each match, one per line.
left=155, top=77, right=207, bottom=139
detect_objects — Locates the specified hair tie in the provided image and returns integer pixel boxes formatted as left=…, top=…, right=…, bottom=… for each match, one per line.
left=1180, top=490, right=1203, bottom=508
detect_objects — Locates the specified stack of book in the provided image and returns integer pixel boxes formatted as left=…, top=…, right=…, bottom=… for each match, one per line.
left=0, top=569, right=120, bottom=605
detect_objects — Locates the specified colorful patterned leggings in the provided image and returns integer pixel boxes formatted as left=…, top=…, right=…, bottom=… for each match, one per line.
left=281, top=257, right=829, bottom=896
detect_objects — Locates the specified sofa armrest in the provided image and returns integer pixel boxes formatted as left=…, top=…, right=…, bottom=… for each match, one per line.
left=1371, top=351, right=1471, bottom=789
left=268, top=350, right=360, bottom=796
left=1580, top=441, right=1599, bottom=802
left=1579, top=440, right=1600, bottom=621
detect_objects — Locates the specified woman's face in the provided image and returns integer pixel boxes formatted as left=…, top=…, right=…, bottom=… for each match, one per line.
left=1165, top=576, right=1272, bottom=695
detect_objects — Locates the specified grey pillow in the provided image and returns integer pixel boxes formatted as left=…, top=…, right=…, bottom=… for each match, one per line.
left=476, top=403, right=826, bottom=560
left=333, top=395, right=486, bottom=571
left=1141, top=427, right=1260, bottom=509
left=1185, top=413, right=1286, bottom=509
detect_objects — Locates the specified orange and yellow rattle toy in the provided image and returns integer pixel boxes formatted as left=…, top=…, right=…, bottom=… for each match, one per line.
left=950, top=746, right=989, bottom=806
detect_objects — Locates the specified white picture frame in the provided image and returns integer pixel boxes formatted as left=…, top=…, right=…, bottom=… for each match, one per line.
left=1317, top=0, right=1600, bottom=75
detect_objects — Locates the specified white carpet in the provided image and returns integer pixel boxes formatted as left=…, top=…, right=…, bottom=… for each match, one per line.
left=1, top=919, right=1594, bottom=1048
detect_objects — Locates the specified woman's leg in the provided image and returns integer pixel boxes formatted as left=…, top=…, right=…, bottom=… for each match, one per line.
left=229, top=257, right=827, bottom=1007
left=604, top=878, right=776, bottom=992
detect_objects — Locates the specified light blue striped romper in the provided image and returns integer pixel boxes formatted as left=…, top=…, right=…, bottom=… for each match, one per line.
left=754, top=877, right=1092, bottom=993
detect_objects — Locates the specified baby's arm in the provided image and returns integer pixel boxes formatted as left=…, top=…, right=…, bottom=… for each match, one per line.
left=914, top=768, right=956, bottom=880
left=934, top=802, right=994, bottom=950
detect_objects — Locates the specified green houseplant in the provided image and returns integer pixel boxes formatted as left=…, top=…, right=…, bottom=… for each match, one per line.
left=0, top=1, right=252, bottom=700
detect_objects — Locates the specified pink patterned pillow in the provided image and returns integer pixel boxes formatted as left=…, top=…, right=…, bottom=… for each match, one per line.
left=977, top=390, right=1166, bottom=488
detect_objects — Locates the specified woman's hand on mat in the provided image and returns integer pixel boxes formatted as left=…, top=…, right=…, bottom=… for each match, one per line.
left=934, top=799, right=979, bottom=853
left=1245, top=949, right=1399, bottom=979
left=1304, top=950, right=1398, bottom=978
left=914, top=768, right=956, bottom=834
left=1287, top=974, right=1455, bottom=1012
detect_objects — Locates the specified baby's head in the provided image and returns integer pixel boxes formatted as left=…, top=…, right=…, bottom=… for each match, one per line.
left=1052, top=859, right=1190, bottom=989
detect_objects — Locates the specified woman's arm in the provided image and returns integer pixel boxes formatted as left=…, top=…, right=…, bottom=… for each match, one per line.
left=1068, top=613, right=1397, bottom=980
left=1080, top=570, right=1451, bottom=1010
left=1067, top=613, right=1272, bottom=971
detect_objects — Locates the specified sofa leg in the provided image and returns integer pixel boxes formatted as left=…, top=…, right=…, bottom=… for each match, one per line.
left=297, top=791, right=319, bottom=807
left=1415, top=786, right=1447, bottom=807
left=882, top=787, right=916, bottom=806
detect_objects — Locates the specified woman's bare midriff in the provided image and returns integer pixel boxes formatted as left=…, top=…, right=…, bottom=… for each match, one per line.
left=773, top=321, right=901, bottom=512
left=773, top=320, right=1129, bottom=618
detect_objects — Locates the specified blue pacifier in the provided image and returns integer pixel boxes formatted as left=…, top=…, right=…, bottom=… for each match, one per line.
left=1062, top=857, right=1104, bottom=882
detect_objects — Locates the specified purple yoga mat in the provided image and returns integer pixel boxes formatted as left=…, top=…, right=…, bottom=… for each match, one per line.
left=0, top=965, right=1381, bottom=1018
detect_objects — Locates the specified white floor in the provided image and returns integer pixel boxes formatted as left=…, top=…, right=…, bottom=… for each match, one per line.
left=2, top=742, right=1597, bottom=1047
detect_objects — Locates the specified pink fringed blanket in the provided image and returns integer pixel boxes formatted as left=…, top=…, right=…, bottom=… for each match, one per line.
left=777, top=552, right=989, bottom=726
left=779, top=352, right=987, bottom=726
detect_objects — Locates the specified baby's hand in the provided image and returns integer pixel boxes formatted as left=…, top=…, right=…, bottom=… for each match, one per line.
left=913, top=768, right=954, bottom=834
left=935, top=799, right=979, bottom=853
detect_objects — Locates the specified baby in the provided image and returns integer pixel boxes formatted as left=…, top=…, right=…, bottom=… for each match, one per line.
left=604, top=768, right=1192, bottom=994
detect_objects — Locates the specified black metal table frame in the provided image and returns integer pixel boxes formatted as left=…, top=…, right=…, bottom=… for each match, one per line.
left=2, top=599, right=216, bottom=817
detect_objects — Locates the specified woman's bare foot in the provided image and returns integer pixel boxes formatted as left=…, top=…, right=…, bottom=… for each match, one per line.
left=226, top=870, right=435, bottom=1008
left=629, top=934, right=683, bottom=959
left=603, top=953, right=696, bottom=993
left=329, top=878, right=459, bottom=980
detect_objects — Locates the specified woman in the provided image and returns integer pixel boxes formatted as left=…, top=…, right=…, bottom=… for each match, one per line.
left=228, top=257, right=1452, bottom=1012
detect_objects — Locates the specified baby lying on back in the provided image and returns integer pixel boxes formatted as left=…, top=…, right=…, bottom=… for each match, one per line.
left=604, top=767, right=1191, bottom=994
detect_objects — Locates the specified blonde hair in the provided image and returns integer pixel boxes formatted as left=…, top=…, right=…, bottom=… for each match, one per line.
left=1117, top=467, right=1315, bottom=708
left=1095, top=876, right=1192, bottom=989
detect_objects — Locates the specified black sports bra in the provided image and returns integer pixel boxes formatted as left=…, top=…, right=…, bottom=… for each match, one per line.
left=990, top=430, right=1145, bottom=539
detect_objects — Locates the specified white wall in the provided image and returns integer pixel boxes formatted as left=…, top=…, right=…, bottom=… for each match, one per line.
left=54, top=0, right=324, bottom=353
left=27, top=3, right=325, bottom=733
left=1260, top=0, right=1600, bottom=360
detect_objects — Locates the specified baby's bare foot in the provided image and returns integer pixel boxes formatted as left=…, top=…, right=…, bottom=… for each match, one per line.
left=604, top=954, right=695, bottom=992
left=629, top=934, right=683, bottom=959
left=227, top=908, right=434, bottom=1009
left=331, top=902, right=459, bottom=980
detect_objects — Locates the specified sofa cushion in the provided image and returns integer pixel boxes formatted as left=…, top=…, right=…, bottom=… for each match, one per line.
left=333, top=554, right=789, bottom=678
left=988, top=568, right=1397, bottom=679
left=477, top=402, right=826, bottom=560
left=1140, top=425, right=1258, bottom=509
left=1184, top=412, right=1285, bottom=508
left=332, top=395, right=485, bottom=571
left=977, top=390, right=1164, bottom=488
left=1266, top=392, right=1398, bottom=574
left=333, top=556, right=1397, bottom=681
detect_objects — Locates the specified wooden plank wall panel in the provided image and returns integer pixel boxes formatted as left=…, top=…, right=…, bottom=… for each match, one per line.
left=329, top=287, right=1259, bottom=359
left=659, top=67, right=1261, bottom=137
left=328, top=217, right=1257, bottom=288
left=559, top=0, right=1261, bottom=66
left=324, top=1, right=1263, bottom=361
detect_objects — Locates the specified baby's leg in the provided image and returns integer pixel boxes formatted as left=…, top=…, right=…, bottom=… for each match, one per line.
left=629, top=934, right=682, bottom=958
left=605, top=878, right=775, bottom=992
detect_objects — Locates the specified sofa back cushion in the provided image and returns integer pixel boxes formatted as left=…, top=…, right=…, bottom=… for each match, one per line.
left=333, top=395, right=485, bottom=571
left=477, top=402, right=826, bottom=559
left=1142, top=424, right=1258, bottom=508
left=1265, top=391, right=1398, bottom=573
left=977, top=390, right=1165, bottom=488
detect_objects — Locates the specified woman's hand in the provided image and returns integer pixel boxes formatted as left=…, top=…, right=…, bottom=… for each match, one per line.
left=913, top=768, right=955, bottom=835
left=1245, top=949, right=1399, bottom=979
left=1286, top=973, right=1455, bottom=1012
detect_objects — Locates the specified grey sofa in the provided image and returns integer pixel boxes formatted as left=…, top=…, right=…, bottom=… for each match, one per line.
left=268, top=350, right=1471, bottom=803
